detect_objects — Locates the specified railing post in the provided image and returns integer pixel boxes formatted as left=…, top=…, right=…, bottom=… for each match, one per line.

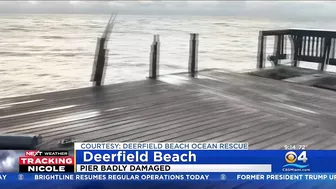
left=257, top=31, right=266, bottom=69
left=320, top=37, right=332, bottom=71
left=292, top=34, right=302, bottom=67
left=91, top=37, right=107, bottom=86
left=149, top=35, right=160, bottom=79
left=273, top=35, right=282, bottom=66
left=288, top=34, right=296, bottom=67
left=91, top=13, right=116, bottom=86
left=189, top=33, right=199, bottom=77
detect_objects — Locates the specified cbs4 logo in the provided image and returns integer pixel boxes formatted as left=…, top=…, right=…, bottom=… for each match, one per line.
left=283, top=151, right=309, bottom=169
left=285, top=151, right=308, bottom=163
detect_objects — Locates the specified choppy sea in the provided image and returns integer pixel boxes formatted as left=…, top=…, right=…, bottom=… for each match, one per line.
left=1, top=14, right=335, bottom=97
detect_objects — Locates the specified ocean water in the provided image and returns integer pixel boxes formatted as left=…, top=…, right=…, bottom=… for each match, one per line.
left=1, top=14, right=336, bottom=98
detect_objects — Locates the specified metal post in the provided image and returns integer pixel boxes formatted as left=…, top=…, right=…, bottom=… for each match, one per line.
left=257, top=31, right=266, bottom=69
left=189, top=33, right=199, bottom=77
left=149, top=35, right=160, bottom=79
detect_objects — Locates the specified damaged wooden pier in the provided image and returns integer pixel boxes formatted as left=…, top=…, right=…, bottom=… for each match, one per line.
left=1, top=69, right=336, bottom=150
left=1, top=26, right=336, bottom=151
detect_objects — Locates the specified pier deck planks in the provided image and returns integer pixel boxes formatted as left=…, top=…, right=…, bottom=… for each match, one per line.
left=1, top=69, right=336, bottom=150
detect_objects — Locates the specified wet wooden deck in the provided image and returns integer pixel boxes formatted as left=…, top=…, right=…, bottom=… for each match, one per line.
left=1, top=69, right=336, bottom=150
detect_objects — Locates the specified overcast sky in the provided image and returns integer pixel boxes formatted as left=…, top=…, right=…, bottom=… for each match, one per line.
left=0, top=1, right=335, bottom=18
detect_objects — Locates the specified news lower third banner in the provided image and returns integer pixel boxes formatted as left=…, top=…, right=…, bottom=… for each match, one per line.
left=3, top=142, right=336, bottom=182
left=74, top=142, right=334, bottom=173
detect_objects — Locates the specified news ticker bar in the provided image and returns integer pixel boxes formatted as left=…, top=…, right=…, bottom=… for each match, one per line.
left=2, top=173, right=336, bottom=181
left=76, top=164, right=271, bottom=172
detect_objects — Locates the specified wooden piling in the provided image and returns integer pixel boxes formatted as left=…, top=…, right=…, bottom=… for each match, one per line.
left=189, top=33, right=199, bottom=77
left=92, top=37, right=107, bottom=86
left=149, top=35, right=160, bottom=79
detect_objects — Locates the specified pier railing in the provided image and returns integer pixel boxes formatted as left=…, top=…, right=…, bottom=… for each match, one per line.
left=148, top=33, right=199, bottom=79
left=257, top=29, right=336, bottom=71
left=91, top=20, right=336, bottom=87
left=91, top=15, right=199, bottom=86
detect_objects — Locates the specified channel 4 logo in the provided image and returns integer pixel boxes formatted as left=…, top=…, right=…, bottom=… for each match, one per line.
left=282, top=151, right=310, bottom=172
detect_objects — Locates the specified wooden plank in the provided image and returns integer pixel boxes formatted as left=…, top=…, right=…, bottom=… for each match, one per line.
left=0, top=86, right=194, bottom=127
left=2, top=94, right=215, bottom=133
left=308, top=136, right=336, bottom=149
left=2, top=92, right=201, bottom=131
left=19, top=94, right=210, bottom=133
left=0, top=80, right=168, bottom=114
left=255, top=127, right=327, bottom=149
left=191, top=71, right=336, bottom=128
left=1, top=79, right=163, bottom=103
left=112, top=110, right=265, bottom=142
left=187, top=116, right=281, bottom=142
left=36, top=100, right=233, bottom=143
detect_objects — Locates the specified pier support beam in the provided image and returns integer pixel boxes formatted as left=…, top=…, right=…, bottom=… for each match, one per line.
left=189, top=33, right=199, bottom=77
left=149, top=35, right=160, bottom=79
